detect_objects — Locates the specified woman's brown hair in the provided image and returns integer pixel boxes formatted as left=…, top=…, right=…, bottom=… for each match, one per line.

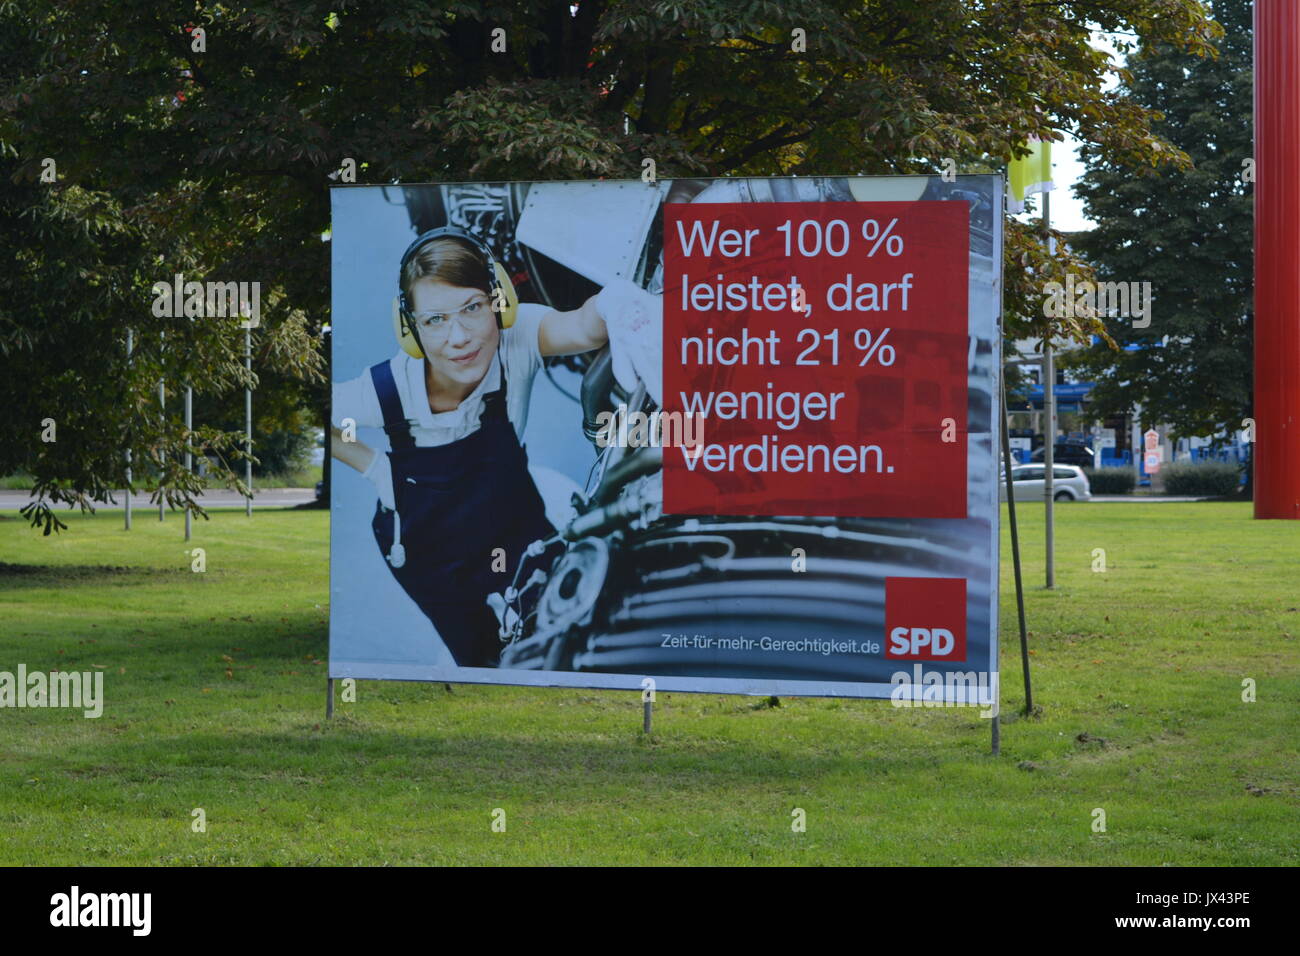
left=400, top=237, right=489, bottom=300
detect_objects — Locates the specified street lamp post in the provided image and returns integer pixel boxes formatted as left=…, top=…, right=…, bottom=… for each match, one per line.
left=125, top=329, right=133, bottom=531
left=245, top=325, right=253, bottom=517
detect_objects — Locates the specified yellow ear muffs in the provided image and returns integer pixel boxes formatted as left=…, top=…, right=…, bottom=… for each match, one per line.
left=394, top=226, right=520, bottom=356
left=393, top=296, right=424, bottom=358
left=491, top=258, right=519, bottom=330
left=394, top=261, right=516, bottom=359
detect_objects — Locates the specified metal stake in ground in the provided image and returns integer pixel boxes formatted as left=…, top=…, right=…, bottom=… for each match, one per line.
left=184, top=385, right=193, bottom=542
left=158, top=378, right=166, bottom=522
left=125, top=328, right=133, bottom=532
left=1001, top=381, right=1034, bottom=715
left=641, top=678, right=654, bottom=734
left=245, top=325, right=253, bottom=517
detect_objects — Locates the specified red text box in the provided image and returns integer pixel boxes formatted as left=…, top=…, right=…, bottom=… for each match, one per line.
left=662, top=201, right=969, bottom=518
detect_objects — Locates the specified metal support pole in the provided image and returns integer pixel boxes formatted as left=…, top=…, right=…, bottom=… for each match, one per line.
left=1002, top=381, right=1034, bottom=716
left=1254, top=0, right=1300, bottom=518
left=1042, top=191, right=1055, bottom=588
left=184, top=385, right=193, bottom=542
left=125, top=329, right=133, bottom=531
left=326, top=678, right=334, bottom=720
left=991, top=711, right=1000, bottom=756
left=643, top=696, right=652, bottom=734
left=1044, top=344, right=1055, bottom=588
left=1132, top=404, right=1143, bottom=480
left=158, top=379, right=166, bottom=522
left=245, top=326, right=253, bottom=516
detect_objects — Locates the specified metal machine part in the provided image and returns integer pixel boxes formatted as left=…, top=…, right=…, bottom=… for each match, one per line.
left=500, top=508, right=992, bottom=682
left=535, top=537, right=611, bottom=633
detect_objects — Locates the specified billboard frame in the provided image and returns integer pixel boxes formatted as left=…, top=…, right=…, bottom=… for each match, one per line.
left=326, top=173, right=1005, bottom=712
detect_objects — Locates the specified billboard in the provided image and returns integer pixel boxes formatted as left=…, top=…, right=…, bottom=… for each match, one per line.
left=329, top=175, right=1001, bottom=701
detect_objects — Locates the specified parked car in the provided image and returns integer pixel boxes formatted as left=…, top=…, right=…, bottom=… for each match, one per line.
left=999, top=464, right=1092, bottom=502
left=1030, top=443, right=1096, bottom=468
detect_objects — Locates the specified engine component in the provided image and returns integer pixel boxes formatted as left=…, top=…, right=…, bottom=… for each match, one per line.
left=535, top=537, right=611, bottom=633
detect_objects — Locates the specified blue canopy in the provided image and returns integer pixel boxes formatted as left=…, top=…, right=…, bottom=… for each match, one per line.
left=1011, top=382, right=1095, bottom=412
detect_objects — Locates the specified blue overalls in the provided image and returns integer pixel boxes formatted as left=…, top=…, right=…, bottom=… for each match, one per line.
left=368, top=357, right=557, bottom=667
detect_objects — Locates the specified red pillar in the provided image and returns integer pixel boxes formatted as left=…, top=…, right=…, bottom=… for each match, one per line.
left=1254, top=1, right=1300, bottom=518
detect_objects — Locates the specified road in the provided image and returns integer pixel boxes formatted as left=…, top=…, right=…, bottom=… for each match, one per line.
left=1, top=488, right=1221, bottom=513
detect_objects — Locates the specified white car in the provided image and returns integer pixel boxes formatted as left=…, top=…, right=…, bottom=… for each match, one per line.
left=999, top=464, right=1092, bottom=502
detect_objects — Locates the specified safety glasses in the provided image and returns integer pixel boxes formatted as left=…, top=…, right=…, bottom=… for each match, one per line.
left=407, top=293, right=494, bottom=339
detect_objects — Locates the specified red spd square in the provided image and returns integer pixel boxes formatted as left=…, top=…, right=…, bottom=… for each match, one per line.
left=885, top=577, right=967, bottom=661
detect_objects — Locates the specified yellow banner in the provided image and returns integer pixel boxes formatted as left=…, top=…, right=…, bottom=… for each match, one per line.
left=1008, top=137, right=1053, bottom=213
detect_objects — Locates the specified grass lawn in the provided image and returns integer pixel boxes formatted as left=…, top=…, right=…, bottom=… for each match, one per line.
left=0, top=502, right=1295, bottom=865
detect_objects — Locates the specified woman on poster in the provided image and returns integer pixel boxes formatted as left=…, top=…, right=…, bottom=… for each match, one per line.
left=331, top=226, right=658, bottom=667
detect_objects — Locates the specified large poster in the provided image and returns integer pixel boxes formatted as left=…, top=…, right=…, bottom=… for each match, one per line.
left=329, top=176, right=1001, bottom=700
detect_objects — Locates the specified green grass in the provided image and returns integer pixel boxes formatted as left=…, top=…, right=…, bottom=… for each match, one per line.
left=0, top=502, right=1295, bottom=865
left=251, top=465, right=322, bottom=488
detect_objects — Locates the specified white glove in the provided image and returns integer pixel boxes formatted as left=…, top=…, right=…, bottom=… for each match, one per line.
left=362, top=451, right=396, bottom=511
left=596, top=278, right=663, bottom=406
left=486, top=592, right=522, bottom=641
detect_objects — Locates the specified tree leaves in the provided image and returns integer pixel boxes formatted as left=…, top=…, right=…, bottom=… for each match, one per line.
left=0, top=0, right=1222, bottom=527
left=1069, top=0, right=1250, bottom=439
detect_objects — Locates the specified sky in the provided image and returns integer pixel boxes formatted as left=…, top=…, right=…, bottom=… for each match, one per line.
left=1043, top=131, right=1092, bottom=232
left=1015, top=30, right=1128, bottom=234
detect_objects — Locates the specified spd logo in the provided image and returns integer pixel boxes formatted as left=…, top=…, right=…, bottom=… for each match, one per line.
left=885, top=577, right=967, bottom=661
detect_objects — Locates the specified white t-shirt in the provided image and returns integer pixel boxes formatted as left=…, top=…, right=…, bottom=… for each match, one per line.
left=333, top=302, right=548, bottom=446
